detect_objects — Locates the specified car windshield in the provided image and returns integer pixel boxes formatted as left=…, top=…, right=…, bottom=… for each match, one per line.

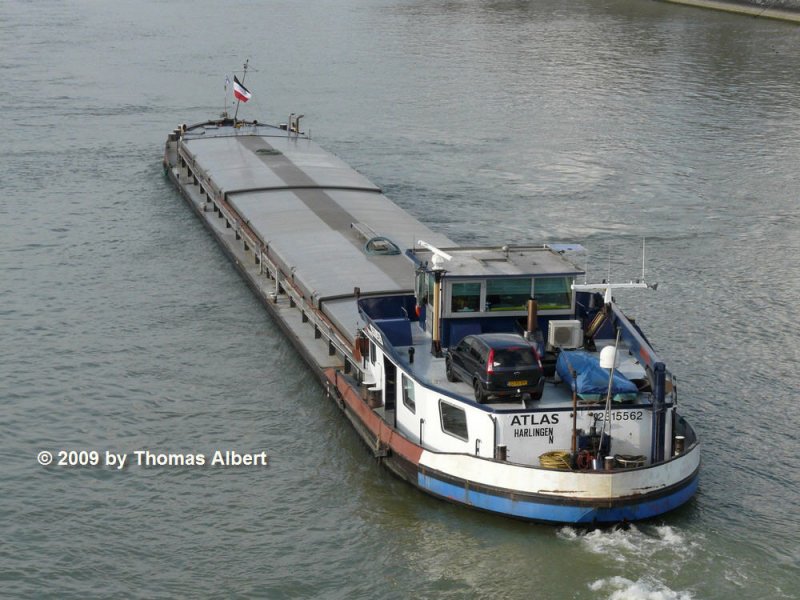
left=492, top=347, right=536, bottom=367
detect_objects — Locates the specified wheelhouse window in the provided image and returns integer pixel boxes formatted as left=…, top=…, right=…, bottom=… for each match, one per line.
left=369, top=340, right=376, bottom=364
left=486, top=278, right=531, bottom=312
left=402, top=374, right=416, bottom=414
left=451, top=282, right=481, bottom=313
left=534, top=277, right=572, bottom=310
left=439, top=400, right=469, bottom=441
left=444, top=276, right=574, bottom=316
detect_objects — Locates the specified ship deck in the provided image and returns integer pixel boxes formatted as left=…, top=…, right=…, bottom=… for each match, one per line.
left=389, top=321, right=651, bottom=411
left=178, top=121, right=453, bottom=345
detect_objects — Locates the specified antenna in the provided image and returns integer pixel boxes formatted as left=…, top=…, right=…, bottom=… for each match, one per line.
left=642, top=237, right=646, bottom=283
left=572, top=239, right=657, bottom=304
left=222, top=75, right=229, bottom=119
left=584, top=251, right=589, bottom=284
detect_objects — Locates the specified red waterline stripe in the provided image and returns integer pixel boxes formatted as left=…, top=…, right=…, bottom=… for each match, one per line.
left=323, top=369, right=423, bottom=465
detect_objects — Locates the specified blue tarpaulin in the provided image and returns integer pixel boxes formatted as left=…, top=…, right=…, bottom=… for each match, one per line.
left=556, top=350, right=639, bottom=402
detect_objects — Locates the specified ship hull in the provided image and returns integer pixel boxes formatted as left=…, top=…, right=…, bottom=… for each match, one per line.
left=163, top=119, right=699, bottom=525
left=323, top=368, right=699, bottom=524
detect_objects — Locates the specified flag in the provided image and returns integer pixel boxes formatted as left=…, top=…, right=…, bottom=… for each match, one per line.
left=233, top=76, right=251, bottom=103
left=225, top=75, right=230, bottom=91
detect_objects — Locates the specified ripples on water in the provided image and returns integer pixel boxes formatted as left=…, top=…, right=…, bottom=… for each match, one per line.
left=2, top=0, right=799, bottom=598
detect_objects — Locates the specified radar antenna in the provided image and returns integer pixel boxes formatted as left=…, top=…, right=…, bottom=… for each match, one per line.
left=416, top=240, right=453, bottom=270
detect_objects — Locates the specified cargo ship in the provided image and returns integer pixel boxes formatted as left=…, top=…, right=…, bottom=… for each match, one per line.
left=163, top=92, right=699, bottom=525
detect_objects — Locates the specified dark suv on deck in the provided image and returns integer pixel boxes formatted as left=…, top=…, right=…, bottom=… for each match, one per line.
left=445, top=333, right=545, bottom=403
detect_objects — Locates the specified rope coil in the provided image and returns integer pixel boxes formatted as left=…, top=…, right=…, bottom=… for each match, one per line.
left=539, top=450, right=573, bottom=470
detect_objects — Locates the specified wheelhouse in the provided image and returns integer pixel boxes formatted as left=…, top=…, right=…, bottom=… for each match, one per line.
left=408, top=243, right=584, bottom=351
left=356, top=241, right=686, bottom=472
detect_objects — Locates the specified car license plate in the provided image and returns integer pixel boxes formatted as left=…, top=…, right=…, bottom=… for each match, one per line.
left=508, top=380, right=527, bottom=387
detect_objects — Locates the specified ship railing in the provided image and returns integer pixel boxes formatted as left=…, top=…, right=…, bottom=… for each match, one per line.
left=218, top=201, right=354, bottom=368
left=608, top=303, right=663, bottom=375
left=177, top=144, right=359, bottom=374
left=259, top=253, right=355, bottom=364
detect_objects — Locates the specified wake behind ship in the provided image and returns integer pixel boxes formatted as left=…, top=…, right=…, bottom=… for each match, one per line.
left=163, top=100, right=699, bottom=524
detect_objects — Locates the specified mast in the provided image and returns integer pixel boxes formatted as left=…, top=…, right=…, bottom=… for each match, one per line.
left=222, top=75, right=229, bottom=119
left=233, top=58, right=249, bottom=122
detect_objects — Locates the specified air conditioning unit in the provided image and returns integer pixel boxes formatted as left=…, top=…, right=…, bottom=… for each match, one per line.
left=547, top=320, right=583, bottom=350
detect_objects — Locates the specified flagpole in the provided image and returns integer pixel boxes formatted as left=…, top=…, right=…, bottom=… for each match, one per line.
left=223, top=75, right=230, bottom=119
left=233, top=58, right=249, bottom=122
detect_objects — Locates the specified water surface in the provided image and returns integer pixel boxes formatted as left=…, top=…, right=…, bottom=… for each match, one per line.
left=2, top=1, right=798, bottom=598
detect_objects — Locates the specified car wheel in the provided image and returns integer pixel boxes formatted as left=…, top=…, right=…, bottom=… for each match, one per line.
left=445, top=360, right=458, bottom=383
left=473, top=379, right=486, bottom=403
left=530, top=378, right=544, bottom=401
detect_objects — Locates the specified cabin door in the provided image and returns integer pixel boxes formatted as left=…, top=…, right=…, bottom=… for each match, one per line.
left=383, top=357, right=397, bottom=425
